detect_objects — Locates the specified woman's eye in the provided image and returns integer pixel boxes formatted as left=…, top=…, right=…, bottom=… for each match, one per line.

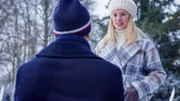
left=120, top=13, right=126, bottom=16
left=113, top=12, right=127, bottom=17
left=113, top=14, right=117, bottom=17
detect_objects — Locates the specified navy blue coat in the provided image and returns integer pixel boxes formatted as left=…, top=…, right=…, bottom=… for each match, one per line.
left=14, top=34, right=124, bottom=101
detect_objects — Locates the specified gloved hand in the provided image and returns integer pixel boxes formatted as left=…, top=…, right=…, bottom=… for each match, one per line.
left=125, top=87, right=139, bottom=101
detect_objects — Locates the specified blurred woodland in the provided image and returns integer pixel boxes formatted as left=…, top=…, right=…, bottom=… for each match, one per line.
left=0, top=0, right=179, bottom=101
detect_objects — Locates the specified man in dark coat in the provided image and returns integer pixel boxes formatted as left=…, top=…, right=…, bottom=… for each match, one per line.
left=14, top=0, right=124, bottom=101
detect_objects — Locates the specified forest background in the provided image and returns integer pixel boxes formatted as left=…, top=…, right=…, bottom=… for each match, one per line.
left=0, top=0, right=179, bottom=101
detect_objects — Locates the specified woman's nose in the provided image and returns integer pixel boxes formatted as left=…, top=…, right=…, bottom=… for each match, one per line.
left=117, top=16, right=122, bottom=20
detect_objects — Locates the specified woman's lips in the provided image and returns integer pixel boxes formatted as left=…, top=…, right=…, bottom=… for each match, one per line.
left=116, top=22, right=123, bottom=26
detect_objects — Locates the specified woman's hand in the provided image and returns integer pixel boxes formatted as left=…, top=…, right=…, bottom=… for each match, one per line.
left=125, top=87, right=139, bottom=101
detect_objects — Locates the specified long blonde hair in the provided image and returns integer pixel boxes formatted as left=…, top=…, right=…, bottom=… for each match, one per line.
left=99, top=17, right=142, bottom=49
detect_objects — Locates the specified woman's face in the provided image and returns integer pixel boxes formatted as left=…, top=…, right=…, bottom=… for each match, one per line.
left=111, top=9, right=130, bottom=30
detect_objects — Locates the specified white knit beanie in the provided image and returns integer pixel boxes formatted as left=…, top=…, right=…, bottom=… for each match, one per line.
left=108, top=0, right=137, bottom=18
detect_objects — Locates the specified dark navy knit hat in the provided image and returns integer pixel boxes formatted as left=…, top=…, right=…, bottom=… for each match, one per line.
left=53, top=0, right=91, bottom=36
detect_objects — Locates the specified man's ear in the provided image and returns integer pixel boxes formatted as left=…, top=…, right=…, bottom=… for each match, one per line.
left=84, top=34, right=90, bottom=40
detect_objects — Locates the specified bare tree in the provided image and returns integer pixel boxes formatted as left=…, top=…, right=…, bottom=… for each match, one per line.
left=0, top=0, right=98, bottom=101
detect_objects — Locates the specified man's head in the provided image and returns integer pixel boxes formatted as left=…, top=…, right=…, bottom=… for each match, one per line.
left=53, top=0, right=91, bottom=37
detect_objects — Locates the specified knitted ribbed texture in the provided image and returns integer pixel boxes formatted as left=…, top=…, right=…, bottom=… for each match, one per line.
left=108, top=0, right=137, bottom=18
left=53, top=0, right=91, bottom=36
left=114, top=29, right=127, bottom=50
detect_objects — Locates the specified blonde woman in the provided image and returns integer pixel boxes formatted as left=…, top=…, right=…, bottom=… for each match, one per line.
left=95, top=0, right=167, bottom=101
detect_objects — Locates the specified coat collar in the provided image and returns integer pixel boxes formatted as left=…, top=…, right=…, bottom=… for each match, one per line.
left=118, top=41, right=140, bottom=67
left=36, top=34, right=98, bottom=58
left=103, top=34, right=141, bottom=68
left=117, top=32, right=141, bottom=67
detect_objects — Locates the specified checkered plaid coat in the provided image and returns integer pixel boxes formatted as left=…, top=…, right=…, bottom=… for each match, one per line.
left=95, top=33, right=167, bottom=101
